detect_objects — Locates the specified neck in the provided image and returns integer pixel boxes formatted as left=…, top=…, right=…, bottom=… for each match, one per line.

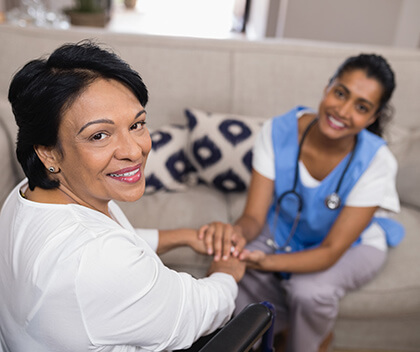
left=58, top=184, right=110, bottom=217
left=308, top=119, right=356, bottom=154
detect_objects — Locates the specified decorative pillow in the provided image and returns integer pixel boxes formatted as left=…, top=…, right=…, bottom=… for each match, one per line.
left=185, top=108, right=267, bottom=193
left=145, top=124, right=196, bottom=194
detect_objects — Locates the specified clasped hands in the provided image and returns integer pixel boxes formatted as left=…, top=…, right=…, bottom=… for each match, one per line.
left=196, top=221, right=266, bottom=268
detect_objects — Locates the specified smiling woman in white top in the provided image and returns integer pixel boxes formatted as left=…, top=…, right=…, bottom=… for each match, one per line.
left=0, top=40, right=245, bottom=352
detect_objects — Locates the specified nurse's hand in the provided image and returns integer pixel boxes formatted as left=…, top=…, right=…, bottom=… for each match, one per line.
left=198, top=222, right=247, bottom=262
left=239, top=249, right=267, bottom=270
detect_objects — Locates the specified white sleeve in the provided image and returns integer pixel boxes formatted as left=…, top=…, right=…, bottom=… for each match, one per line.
left=135, top=228, right=159, bottom=252
left=252, top=119, right=275, bottom=180
left=76, top=233, right=237, bottom=351
left=346, top=145, right=400, bottom=213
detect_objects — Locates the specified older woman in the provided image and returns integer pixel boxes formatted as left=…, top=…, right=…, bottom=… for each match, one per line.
left=0, top=41, right=245, bottom=352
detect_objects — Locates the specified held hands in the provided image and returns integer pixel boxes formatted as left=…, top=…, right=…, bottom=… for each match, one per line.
left=238, top=249, right=267, bottom=270
left=207, top=256, right=246, bottom=283
left=198, top=222, right=247, bottom=261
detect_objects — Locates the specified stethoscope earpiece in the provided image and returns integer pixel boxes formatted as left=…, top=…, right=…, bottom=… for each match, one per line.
left=325, top=192, right=341, bottom=210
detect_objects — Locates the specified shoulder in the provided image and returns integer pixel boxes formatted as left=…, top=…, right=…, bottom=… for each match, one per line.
left=370, top=144, right=398, bottom=173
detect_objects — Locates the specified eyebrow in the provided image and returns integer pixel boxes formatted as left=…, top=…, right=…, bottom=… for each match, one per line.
left=77, top=109, right=147, bottom=135
left=336, top=83, right=375, bottom=108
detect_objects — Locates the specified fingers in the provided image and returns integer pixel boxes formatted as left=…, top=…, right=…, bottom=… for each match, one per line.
left=239, top=249, right=265, bottom=263
left=197, top=224, right=209, bottom=240
left=211, top=222, right=233, bottom=261
left=199, top=222, right=240, bottom=261
left=231, top=231, right=247, bottom=257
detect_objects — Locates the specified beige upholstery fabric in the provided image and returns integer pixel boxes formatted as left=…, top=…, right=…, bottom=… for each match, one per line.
left=386, top=124, right=420, bottom=208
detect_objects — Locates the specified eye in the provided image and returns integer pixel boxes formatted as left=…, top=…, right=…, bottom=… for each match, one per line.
left=334, top=88, right=345, bottom=99
left=90, top=132, right=108, bottom=141
left=356, top=104, right=369, bottom=114
left=130, top=120, right=146, bottom=131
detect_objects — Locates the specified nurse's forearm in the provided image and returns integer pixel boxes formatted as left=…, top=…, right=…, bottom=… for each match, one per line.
left=235, top=215, right=264, bottom=243
left=255, top=245, right=344, bottom=273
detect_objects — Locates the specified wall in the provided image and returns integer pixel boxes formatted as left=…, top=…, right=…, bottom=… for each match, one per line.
left=282, top=0, right=402, bottom=46
left=393, top=0, right=420, bottom=47
left=247, top=0, right=420, bottom=48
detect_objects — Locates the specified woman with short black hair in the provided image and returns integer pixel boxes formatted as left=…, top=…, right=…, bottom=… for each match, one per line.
left=0, top=40, right=245, bottom=352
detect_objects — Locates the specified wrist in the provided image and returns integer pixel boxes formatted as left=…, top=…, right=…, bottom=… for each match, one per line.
left=182, top=228, right=199, bottom=247
left=232, top=224, right=247, bottom=242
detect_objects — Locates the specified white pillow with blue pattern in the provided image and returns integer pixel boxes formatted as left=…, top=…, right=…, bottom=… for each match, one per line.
left=185, top=108, right=266, bottom=193
left=145, top=124, right=195, bottom=194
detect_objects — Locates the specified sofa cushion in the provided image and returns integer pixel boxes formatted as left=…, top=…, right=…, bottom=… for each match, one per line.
left=117, top=184, right=229, bottom=230
left=116, top=185, right=229, bottom=278
left=338, top=204, right=420, bottom=318
left=145, top=124, right=195, bottom=194
left=185, top=108, right=266, bottom=193
left=385, top=124, right=420, bottom=209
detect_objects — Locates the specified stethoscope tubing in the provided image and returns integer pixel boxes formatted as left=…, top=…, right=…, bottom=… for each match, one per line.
left=268, top=117, right=358, bottom=252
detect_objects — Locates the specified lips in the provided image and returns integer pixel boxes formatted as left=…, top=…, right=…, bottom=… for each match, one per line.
left=108, top=164, right=142, bottom=183
left=327, top=114, right=346, bottom=130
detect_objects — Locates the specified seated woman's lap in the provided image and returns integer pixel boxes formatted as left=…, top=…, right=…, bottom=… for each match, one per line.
left=235, top=227, right=387, bottom=335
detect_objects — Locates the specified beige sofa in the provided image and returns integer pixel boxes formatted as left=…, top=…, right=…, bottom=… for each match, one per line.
left=0, top=24, right=419, bottom=351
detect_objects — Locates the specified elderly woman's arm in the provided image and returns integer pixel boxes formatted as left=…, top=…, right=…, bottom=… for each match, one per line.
left=76, top=233, right=244, bottom=350
left=134, top=228, right=205, bottom=255
left=157, top=228, right=207, bottom=255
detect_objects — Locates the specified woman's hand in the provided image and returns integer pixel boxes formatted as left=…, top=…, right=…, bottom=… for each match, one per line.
left=207, top=256, right=246, bottom=283
left=239, top=249, right=268, bottom=270
left=198, top=222, right=247, bottom=261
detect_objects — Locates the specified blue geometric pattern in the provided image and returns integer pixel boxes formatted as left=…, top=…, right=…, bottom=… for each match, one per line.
left=166, top=150, right=196, bottom=180
left=242, top=149, right=253, bottom=172
left=192, top=136, right=222, bottom=169
left=145, top=173, right=165, bottom=193
left=145, top=125, right=193, bottom=194
left=218, top=119, right=251, bottom=146
left=151, top=130, right=172, bottom=151
left=185, top=109, right=198, bottom=131
left=185, top=108, right=266, bottom=193
left=213, top=169, right=247, bottom=192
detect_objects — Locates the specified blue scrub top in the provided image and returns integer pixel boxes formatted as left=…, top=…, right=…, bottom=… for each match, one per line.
left=266, top=106, right=404, bottom=254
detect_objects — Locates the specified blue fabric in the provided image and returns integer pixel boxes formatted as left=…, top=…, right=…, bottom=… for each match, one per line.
left=266, top=106, right=404, bottom=254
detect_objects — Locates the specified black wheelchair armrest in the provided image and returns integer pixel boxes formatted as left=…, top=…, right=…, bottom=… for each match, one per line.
left=199, top=302, right=274, bottom=352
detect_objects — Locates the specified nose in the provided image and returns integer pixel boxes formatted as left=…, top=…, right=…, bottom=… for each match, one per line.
left=115, top=131, right=151, bottom=161
left=337, top=100, right=352, bottom=119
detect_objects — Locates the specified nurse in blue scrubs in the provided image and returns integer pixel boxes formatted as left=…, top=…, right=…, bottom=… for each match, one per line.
left=199, top=54, right=404, bottom=352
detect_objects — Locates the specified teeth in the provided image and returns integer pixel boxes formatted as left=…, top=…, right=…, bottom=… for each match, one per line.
left=110, top=168, right=139, bottom=177
left=328, top=115, right=345, bottom=128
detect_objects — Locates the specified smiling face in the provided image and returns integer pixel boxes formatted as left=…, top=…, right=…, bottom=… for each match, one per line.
left=317, top=69, right=383, bottom=142
left=48, top=78, right=151, bottom=214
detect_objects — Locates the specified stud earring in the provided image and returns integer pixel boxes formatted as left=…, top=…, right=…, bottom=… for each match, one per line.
left=48, top=166, right=55, bottom=173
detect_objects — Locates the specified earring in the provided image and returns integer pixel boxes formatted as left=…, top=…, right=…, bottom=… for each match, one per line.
left=48, top=166, right=55, bottom=173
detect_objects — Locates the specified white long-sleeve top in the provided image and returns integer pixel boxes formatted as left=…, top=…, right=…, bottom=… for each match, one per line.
left=0, top=179, right=237, bottom=352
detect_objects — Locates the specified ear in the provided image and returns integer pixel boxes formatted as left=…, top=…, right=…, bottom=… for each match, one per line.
left=34, top=145, right=61, bottom=171
left=366, top=112, right=379, bottom=127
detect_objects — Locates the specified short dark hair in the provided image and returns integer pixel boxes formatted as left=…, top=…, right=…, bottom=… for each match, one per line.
left=8, top=40, right=148, bottom=190
left=329, top=53, right=396, bottom=136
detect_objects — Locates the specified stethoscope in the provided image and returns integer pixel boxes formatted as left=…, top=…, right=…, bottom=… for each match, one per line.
left=266, top=117, right=358, bottom=252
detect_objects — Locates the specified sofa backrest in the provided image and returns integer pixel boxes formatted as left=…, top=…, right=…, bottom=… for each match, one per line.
left=1, top=25, right=419, bottom=130
left=0, top=24, right=419, bottom=209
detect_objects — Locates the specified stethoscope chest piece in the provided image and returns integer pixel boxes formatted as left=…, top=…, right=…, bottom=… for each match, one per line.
left=325, top=192, right=341, bottom=210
